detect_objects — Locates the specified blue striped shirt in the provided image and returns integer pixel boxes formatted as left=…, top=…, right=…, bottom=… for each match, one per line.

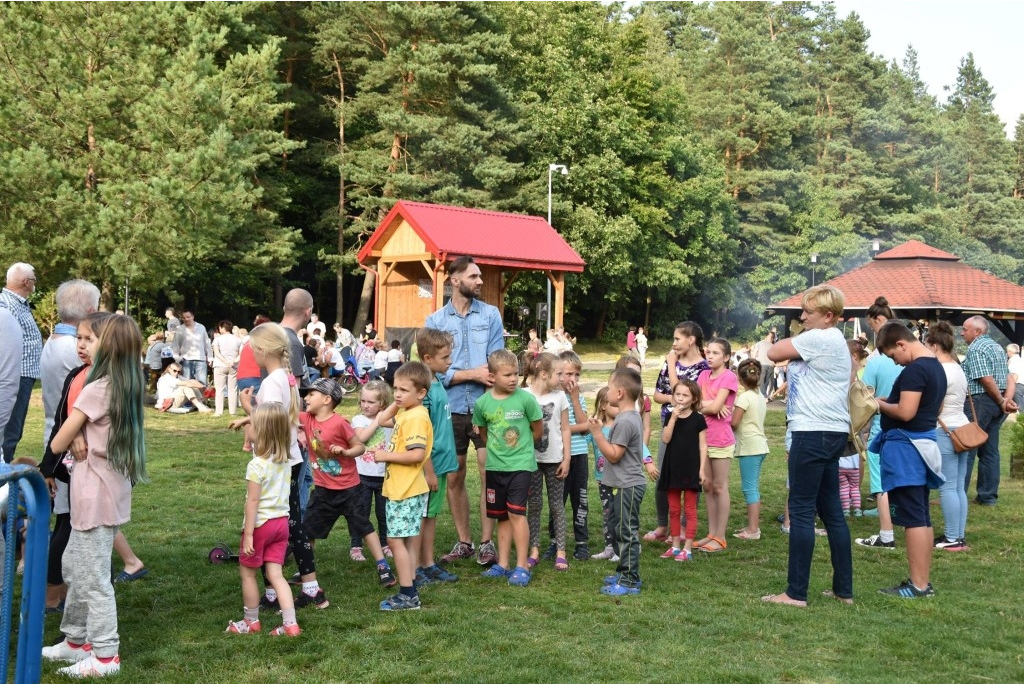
left=566, top=393, right=591, bottom=456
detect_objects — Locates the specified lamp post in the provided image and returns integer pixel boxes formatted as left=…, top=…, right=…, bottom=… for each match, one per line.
left=547, top=163, right=568, bottom=332
left=810, top=253, right=818, bottom=286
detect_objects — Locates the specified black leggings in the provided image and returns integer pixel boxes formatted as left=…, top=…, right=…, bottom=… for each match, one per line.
left=548, top=454, right=589, bottom=545
left=265, top=462, right=316, bottom=583
left=48, top=512, right=72, bottom=585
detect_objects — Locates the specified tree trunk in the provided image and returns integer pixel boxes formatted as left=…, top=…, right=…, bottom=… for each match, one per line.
left=353, top=270, right=375, bottom=333
left=100, top=281, right=115, bottom=312
left=333, top=52, right=347, bottom=328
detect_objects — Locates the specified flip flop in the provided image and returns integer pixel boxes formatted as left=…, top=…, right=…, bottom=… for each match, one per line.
left=526, top=557, right=538, bottom=569
left=554, top=556, right=569, bottom=572
left=761, top=593, right=807, bottom=608
left=113, top=567, right=149, bottom=583
left=698, top=536, right=727, bottom=553
left=642, top=530, right=668, bottom=542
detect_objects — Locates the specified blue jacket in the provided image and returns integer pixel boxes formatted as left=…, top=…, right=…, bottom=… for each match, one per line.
left=869, top=428, right=944, bottom=491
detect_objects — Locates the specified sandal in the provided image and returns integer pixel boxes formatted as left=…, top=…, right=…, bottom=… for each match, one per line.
left=554, top=556, right=569, bottom=572
left=698, top=536, right=727, bottom=553
left=642, top=530, right=668, bottom=542
left=526, top=557, right=538, bottom=569
left=733, top=529, right=761, bottom=540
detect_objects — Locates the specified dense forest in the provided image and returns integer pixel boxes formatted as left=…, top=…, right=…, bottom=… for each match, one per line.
left=1, top=1, right=1021, bottom=340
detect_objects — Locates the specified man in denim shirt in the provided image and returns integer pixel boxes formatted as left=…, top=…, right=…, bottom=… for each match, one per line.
left=426, top=256, right=505, bottom=566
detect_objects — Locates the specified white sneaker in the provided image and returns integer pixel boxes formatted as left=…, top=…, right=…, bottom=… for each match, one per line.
left=591, top=546, right=616, bottom=560
left=42, top=639, right=92, bottom=663
left=609, top=553, right=620, bottom=562
left=57, top=655, right=120, bottom=677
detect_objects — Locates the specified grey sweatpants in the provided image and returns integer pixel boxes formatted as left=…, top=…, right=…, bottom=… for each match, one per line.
left=61, top=526, right=119, bottom=657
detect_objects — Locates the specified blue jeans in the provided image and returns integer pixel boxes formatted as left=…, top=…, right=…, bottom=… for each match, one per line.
left=236, top=377, right=261, bottom=395
left=608, top=483, right=646, bottom=588
left=937, top=431, right=969, bottom=540
left=2, top=376, right=34, bottom=462
left=181, top=359, right=208, bottom=387
left=963, top=393, right=1006, bottom=505
left=786, top=431, right=852, bottom=602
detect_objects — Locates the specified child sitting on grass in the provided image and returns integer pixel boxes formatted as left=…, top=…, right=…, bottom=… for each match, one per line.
left=299, top=378, right=396, bottom=594
left=226, top=402, right=300, bottom=637
left=474, top=349, right=543, bottom=587
left=588, top=368, right=647, bottom=596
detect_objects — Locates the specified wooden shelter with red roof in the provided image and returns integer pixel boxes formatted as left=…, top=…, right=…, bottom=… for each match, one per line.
left=767, top=240, right=1024, bottom=344
left=356, top=201, right=585, bottom=341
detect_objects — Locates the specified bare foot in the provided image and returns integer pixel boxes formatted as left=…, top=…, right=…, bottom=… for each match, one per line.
left=761, top=592, right=807, bottom=608
left=822, top=590, right=854, bottom=605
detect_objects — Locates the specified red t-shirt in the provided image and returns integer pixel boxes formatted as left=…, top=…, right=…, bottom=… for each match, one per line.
left=237, top=342, right=260, bottom=380
left=300, top=412, right=359, bottom=490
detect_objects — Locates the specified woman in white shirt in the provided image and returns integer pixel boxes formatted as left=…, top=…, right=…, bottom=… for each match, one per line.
left=212, top=320, right=242, bottom=416
left=925, top=321, right=972, bottom=550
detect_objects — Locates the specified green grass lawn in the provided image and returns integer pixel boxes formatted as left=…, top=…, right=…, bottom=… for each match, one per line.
left=13, top=386, right=1024, bottom=683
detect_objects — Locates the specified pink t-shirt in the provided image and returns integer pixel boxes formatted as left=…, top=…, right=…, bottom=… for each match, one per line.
left=300, top=412, right=359, bottom=490
left=70, top=378, right=133, bottom=531
left=697, top=368, right=738, bottom=448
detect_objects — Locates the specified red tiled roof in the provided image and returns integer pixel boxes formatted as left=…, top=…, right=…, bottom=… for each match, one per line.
left=874, top=240, right=958, bottom=261
left=770, top=240, right=1024, bottom=315
left=357, top=201, right=585, bottom=272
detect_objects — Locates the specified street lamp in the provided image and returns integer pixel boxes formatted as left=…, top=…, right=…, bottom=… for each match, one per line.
left=547, top=163, right=569, bottom=332
left=810, top=253, right=818, bottom=286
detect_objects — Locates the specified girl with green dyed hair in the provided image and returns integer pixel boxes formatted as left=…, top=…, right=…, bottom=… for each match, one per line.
left=45, top=314, right=149, bottom=676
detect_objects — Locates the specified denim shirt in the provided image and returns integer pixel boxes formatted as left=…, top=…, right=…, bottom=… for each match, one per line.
left=425, top=298, right=504, bottom=414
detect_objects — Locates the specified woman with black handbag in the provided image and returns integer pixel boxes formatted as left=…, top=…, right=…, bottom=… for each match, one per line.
left=925, top=322, right=975, bottom=551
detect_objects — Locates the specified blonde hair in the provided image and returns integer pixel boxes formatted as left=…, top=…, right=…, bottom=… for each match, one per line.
left=802, top=285, right=845, bottom=318
left=594, top=386, right=611, bottom=424
left=247, top=323, right=299, bottom=427
left=251, top=402, right=291, bottom=464
left=361, top=380, right=393, bottom=410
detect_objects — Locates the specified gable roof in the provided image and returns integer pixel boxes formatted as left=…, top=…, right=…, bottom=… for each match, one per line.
left=769, top=240, right=1024, bottom=317
left=357, top=200, right=585, bottom=272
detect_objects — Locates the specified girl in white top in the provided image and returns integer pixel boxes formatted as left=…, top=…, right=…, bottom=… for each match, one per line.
left=230, top=323, right=325, bottom=610
left=524, top=352, right=571, bottom=570
left=924, top=321, right=972, bottom=549
left=636, top=326, right=649, bottom=365
left=349, top=381, right=394, bottom=561
left=212, top=320, right=243, bottom=416
left=225, top=402, right=300, bottom=637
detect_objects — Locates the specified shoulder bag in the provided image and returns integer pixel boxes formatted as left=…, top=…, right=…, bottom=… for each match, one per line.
left=938, top=394, right=988, bottom=453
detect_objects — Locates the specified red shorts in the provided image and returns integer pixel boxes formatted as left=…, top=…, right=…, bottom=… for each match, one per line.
left=239, top=516, right=289, bottom=569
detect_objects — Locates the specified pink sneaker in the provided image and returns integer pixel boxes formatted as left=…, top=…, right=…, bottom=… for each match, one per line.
left=660, top=547, right=681, bottom=559
left=674, top=549, right=693, bottom=562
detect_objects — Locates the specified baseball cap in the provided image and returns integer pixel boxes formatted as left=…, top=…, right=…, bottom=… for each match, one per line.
left=309, top=378, right=344, bottom=405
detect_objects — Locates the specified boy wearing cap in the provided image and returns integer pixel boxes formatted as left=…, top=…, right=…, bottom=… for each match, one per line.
left=300, top=378, right=397, bottom=591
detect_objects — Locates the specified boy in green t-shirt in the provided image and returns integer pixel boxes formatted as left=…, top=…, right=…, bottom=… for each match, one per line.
left=472, top=349, right=543, bottom=587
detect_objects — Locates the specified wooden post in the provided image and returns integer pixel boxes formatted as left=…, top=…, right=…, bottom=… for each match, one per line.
left=552, top=271, right=565, bottom=330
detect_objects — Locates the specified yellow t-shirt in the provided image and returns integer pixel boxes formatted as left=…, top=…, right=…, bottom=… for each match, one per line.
left=382, top=405, right=432, bottom=501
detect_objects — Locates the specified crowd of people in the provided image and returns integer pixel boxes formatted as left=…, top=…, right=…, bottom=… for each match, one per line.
left=0, top=258, right=1021, bottom=675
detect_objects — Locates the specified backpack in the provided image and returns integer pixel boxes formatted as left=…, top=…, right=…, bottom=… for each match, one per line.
left=848, top=377, right=879, bottom=457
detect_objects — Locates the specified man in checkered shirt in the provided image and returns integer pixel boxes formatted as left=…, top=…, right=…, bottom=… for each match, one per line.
left=0, top=262, right=43, bottom=462
left=960, top=316, right=1018, bottom=506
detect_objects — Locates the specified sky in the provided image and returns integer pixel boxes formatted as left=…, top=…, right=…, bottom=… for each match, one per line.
left=830, top=1, right=1023, bottom=138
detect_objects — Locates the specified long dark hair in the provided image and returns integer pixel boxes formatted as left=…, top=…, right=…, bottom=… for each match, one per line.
left=675, top=321, right=705, bottom=359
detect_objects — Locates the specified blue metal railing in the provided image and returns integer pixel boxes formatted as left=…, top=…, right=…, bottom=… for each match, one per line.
left=0, top=464, right=49, bottom=684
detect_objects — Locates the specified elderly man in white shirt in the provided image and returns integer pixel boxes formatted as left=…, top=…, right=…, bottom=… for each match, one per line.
left=1007, top=344, right=1024, bottom=412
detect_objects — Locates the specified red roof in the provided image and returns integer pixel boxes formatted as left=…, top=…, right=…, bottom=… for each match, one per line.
left=357, top=201, right=585, bottom=272
left=770, top=240, right=1024, bottom=316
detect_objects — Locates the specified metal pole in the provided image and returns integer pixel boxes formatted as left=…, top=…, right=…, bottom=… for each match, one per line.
left=546, top=166, right=553, bottom=333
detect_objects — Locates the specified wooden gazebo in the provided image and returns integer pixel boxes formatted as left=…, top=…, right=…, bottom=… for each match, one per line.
left=766, top=240, right=1024, bottom=344
left=356, top=201, right=585, bottom=342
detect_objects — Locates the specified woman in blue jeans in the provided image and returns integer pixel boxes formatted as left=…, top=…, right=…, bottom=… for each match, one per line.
left=925, top=322, right=971, bottom=549
left=762, top=285, right=854, bottom=607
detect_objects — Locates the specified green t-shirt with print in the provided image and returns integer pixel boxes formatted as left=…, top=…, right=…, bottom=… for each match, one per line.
left=472, top=388, right=542, bottom=473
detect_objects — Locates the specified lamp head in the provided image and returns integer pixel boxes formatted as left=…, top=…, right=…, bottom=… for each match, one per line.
left=810, top=253, right=818, bottom=264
